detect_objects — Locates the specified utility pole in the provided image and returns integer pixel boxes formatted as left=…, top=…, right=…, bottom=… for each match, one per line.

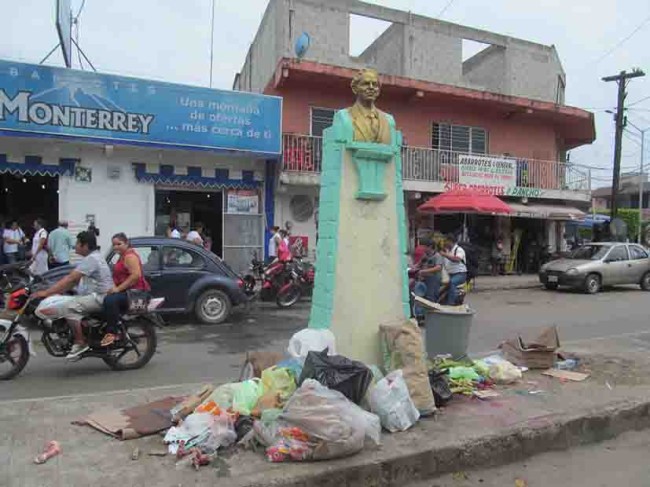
left=602, top=69, right=645, bottom=219
left=627, top=119, right=648, bottom=243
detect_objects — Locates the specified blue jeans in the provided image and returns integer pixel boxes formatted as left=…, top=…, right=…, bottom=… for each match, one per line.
left=424, top=274, right=441, bottom=303
left=103, top=292, right=129, bottom=334
left=413, top=281, right=427, bottom=318
left=446, top=272, right=467, bottom=305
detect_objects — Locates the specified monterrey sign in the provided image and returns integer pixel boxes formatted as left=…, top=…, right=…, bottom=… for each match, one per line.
left=0, top=59, right=281, bottom=155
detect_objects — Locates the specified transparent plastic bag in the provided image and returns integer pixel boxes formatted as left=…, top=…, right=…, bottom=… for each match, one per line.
left=280, top=379, right=381, bottom=460
left=489, top=361, right=522, bottom=384
left=261, top=366, right=297, bottom=404
left=287, top=329, right=336, bottom=362
left=369, top=370, right=420, bottom=433
left=205, top=383, right=239, bottom=410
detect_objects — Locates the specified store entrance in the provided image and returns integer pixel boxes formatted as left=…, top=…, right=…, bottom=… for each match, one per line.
left=0, top=172, right=58, bottom=234
left=154, top=189, right=224, bottom=256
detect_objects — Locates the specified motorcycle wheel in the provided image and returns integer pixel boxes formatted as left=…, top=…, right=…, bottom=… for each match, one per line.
left=0, top=330, right=29, bottom=381
left=242, top=274, right=257, bottom=295
left=103, top=318, right=157, bottom=371
left=276, top=283, right=302, bottom=308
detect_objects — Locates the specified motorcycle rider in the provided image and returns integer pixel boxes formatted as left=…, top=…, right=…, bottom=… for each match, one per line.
left=33, top=231, right=114, bottom=360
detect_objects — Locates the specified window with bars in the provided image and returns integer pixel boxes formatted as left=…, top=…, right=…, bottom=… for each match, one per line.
left=310, top=108, right=336, bottom=137
left=431, top=123, right=488, bottom=154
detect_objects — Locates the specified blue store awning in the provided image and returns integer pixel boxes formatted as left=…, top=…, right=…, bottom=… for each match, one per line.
left=133, top=163, right=260, bottom=190
left=0, top=154, right=76, bottom=177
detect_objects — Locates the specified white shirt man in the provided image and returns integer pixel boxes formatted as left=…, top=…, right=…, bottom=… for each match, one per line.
left=3, top=223, right=24, bottom=264
left=444, top=243, right=467, bottom=275
left=30, top=220, right=49, bottom=276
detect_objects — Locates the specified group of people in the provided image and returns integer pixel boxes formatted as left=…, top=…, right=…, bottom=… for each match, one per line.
left=33, top=231, right=149, bottom=360
left=412, top=233, right=468, bottom=309
left=267, top=226, right=292, bottom=264
left=1, top=219, right=85, bottom=275
left=166, top=221, right=213, bottom=252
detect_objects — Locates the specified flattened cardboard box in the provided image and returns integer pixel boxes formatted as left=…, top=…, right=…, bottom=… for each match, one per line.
left=499, top=326, right=560, bottom=369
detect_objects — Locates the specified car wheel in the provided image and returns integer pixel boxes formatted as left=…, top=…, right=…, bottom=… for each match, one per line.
left=583, top=273, right=600, bottom=294
left=195, top=289, right=232, bottom=324
left=544, top=283, right=558, bottom=290
left=640, top=272, right=650, bottom=291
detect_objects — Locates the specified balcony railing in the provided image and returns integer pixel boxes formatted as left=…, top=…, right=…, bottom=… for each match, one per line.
left=281, top=134, right=591, bottom=194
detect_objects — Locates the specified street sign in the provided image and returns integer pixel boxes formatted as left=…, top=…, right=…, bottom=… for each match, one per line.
left=56, top=0, right=72, bottom=68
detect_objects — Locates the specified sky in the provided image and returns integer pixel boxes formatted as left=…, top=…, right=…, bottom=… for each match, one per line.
left=1, top=0, right=649, bottom=188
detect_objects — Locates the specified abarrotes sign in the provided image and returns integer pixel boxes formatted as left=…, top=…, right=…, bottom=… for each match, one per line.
left=0, top=60, right=281, bottom=155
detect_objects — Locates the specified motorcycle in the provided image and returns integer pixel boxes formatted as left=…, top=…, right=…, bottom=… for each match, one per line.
left=242, top=256, right=303, bottom=308
left=0, top=261, right=31, bottom=295
left=0, top=280, right=162, bottom=380
left=291, top=257, right=315, bottom=297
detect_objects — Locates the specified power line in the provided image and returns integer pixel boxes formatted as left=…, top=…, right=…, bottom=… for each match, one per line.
left=591, top=13, right=650, bottom=65
left=75, top=0, right=87, bottom=20
left=438, top=0, right=456, bottom=17
left=629, top=95, right=650, bottom=107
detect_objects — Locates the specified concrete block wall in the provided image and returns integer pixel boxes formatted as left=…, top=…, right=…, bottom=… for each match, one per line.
left=237, top=0, right=567, bottom=104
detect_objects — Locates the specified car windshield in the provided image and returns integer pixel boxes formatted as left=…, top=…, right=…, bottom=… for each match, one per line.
left=568, top=244, right=611, bottom=260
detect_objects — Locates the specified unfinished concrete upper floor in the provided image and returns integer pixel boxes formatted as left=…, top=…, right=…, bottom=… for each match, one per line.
left=235, top=0, right=567, bottom=105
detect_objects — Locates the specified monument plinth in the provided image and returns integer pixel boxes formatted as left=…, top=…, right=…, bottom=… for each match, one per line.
left=308, top=69, right=409, bottom=366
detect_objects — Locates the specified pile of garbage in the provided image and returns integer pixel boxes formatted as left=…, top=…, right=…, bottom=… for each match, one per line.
left=70, top=323, right=586, bottom=471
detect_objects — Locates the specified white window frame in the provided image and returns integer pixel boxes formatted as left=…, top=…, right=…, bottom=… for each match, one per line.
left=310, top=106, right=337, bottom=136
left=431, top=122, right=489, bottom=155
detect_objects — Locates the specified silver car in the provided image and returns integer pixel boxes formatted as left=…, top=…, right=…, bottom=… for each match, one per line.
left=539, top=242, right=650, bottom=294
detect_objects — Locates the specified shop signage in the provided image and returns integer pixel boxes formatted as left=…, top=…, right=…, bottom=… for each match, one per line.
left=227, top=189, right=259, bottom=214
left=447, top=155, right=549, bottom=198
left=458, top=155, right=516, bottom=192
left=0, top=59, right=281, bottom=155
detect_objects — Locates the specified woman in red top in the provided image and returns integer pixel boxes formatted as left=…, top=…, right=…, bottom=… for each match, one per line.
left=101, top=233, right=150, bottom=347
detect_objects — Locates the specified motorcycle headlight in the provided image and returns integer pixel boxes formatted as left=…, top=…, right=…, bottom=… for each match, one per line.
left=566, top=268, right=579, bottom=275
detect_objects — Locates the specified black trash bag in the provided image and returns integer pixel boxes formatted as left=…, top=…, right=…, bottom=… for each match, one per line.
left=298, top=349, right=373, bottom=404
left=234, top=415, right=255, bottom=442
left=429, top=369, right=453, bottom=407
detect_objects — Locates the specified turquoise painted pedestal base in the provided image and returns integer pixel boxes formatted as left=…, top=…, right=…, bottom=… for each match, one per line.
left=308, top=109, right=410, bottom=365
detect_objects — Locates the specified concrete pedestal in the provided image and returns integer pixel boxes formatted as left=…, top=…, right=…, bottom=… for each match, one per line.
left=308, top=109, right=409, bottom=366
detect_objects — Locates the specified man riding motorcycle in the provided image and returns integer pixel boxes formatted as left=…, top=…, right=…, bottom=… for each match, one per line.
left=33, top=231, right=114, bottom=360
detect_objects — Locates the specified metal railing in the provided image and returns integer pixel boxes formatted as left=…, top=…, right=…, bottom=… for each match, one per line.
left=281, top=134, right=591, bottom=194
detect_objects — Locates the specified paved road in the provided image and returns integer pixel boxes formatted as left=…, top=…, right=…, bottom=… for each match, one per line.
left=2, top=286, right=648, bottom=401
left=410, top=429, right=650, bottom=487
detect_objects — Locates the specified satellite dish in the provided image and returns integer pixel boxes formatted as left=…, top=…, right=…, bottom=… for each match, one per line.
left=642, top=223, right=650, bottom=248
left=608, top=218, right=628, bottom=242
left=295, top=32, right=310, bottom=59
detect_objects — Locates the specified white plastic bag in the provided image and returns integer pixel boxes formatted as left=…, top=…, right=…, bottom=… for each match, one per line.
left=369, top=370, right=420, bottom=433
left=489, top=361, right=522, bottom=384
left=287, top=329, right=336, bottom=362
left=164, top=412, right=236, bottom=455
left=280, top=379, right=381, bottom=460
left=34, top=295, right=76, bottom=320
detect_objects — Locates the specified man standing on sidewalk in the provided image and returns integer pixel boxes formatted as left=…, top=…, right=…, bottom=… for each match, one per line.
left=29, top=218, right=49, bottom=276
left=440, top=234, right=467, bottom=305
left=2, top=220, right=25, bottom=264
left=48, top=221, right=75, bottom=268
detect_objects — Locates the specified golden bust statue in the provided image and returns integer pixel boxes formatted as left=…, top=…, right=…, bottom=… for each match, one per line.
left=347, top=68, right=391, bottom=144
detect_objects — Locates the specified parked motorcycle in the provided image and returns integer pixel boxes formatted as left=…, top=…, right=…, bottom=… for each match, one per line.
left=0, top=280, right=162, bottom=380
left=291, top=257, right=315, bottom=297
left=0, top=262, right=31, bottom=295
left=243, top=256, right=303, bottom=308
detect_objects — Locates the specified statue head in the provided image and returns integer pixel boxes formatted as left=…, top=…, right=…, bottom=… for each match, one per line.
left=351, top=68, right=381, bottom=107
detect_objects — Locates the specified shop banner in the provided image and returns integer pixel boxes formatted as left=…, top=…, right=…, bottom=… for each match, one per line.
left=0, top=59, right=281, bottom=154
left=227, top=190, right=259, bottom=214
left=457, top=155, right=517, bottom=193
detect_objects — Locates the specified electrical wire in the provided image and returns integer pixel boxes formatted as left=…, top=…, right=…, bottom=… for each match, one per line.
left=438, top=0, right=456, bottom=17
left=590, top=13, right=650, bottom=65
left=75, top=0, right=87, bottom=20
left=628, top=95, right=650, bottom=108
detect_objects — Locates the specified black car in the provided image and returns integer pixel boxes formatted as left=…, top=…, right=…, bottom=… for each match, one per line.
left=42, top=237, right=248, bottom=324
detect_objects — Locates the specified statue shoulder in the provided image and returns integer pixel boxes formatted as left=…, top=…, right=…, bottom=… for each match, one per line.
left=378, top=109, right=396, bottom=128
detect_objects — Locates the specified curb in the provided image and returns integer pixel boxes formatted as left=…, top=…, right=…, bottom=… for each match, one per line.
left=472, top=282, right=541, bottom=293
left=251, top=397, right=650, bottom=487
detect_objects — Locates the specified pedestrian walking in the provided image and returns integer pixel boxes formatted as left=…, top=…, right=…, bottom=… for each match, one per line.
left=267, top=226, right=281, bottom=263
left=48, top=221, right=75, bottom=268
left=29, top=219, right=49, bottom=276
left=3, top=220, right=25, bottom=264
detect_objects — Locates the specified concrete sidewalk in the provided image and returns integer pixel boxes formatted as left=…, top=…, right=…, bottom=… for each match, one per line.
left=3, top=333, right=650, bottom=487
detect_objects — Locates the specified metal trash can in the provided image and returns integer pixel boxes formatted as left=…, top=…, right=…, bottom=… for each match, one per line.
left=424, top=307, right=475, bottom=359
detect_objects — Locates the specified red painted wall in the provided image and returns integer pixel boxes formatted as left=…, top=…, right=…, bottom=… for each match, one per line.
left=269, top=82, right=560, bottom=161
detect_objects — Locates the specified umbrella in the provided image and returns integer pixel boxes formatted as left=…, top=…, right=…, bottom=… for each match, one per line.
left=417, top=189, right=512, bottom=215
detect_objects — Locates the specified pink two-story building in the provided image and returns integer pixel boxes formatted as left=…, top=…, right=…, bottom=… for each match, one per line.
left=235, top=0, right=596, bottom=272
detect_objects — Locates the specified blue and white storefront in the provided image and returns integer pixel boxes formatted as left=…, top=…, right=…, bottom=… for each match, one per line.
left=0, top=60, right=281, bottom=272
